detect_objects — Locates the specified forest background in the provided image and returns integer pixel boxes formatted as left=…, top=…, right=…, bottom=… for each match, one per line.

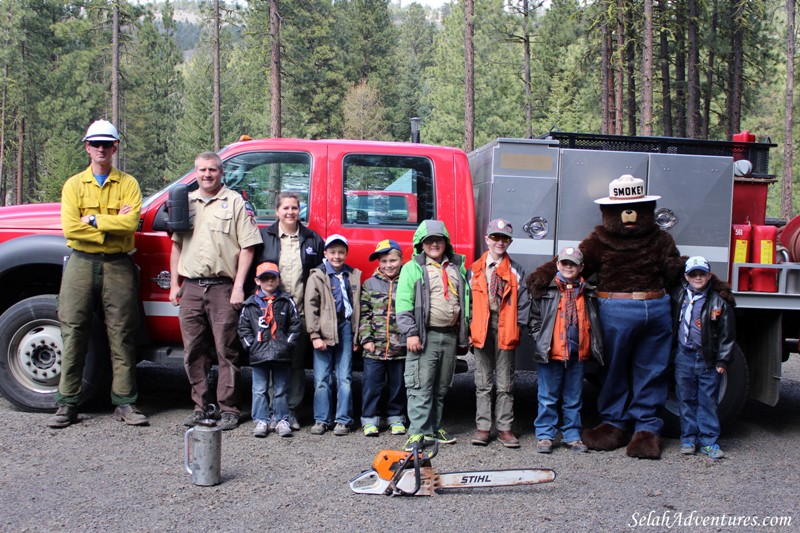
left=0, top=0, right=796, bottom=218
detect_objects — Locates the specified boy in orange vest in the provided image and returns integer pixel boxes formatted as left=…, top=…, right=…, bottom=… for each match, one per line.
left=469, top=218, right=529, bottom=448
left=529, top=247, right=603, bottom=453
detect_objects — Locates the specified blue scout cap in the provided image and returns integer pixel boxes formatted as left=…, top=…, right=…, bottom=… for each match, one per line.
left=369, top=239, right=402, bottom=261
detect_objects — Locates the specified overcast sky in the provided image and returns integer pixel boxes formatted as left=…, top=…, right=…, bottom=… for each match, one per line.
left=399, top=0, right=450, bottom=8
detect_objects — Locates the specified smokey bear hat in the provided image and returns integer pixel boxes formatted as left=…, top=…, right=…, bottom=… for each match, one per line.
left=594, top=174, right=661, bottom=205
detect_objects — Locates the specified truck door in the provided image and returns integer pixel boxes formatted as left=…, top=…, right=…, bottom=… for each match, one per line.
left=647, top=153, right=734, bottom=279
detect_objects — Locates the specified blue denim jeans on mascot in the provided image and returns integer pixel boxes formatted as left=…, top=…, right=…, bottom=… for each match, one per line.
left=313, top=321, right=353, bottom=426
left=596, top=295, right=672, bottom=434
left=674, top=344, right=721, bottom=447
left=251, top=363, right=291, bottom=423
left=361, top=358, right=407, bottom=427
left=535, top=359, right=585, bottom=442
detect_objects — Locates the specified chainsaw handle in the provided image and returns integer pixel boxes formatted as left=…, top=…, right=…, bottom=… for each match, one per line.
left=391, top=443, right=422, bottom=496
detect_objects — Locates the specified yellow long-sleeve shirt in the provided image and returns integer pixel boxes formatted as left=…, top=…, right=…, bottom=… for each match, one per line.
left=60, top=166, right=142, bottom=254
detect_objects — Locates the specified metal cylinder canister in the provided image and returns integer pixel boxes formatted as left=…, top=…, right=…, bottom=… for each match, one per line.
left=750, top=224, right=778, bottom=293
left=731, top=223, right=752, bottom=291
left=184, top=422, right=222, bottom=486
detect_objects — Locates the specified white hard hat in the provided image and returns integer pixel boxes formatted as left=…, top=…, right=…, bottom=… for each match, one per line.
left=82, top=120, right=119, bottom=142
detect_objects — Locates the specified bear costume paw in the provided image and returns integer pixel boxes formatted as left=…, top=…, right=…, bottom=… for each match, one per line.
left=626, top=430, right=662, bottom=459
left=582, top=423, right=628, bottom=451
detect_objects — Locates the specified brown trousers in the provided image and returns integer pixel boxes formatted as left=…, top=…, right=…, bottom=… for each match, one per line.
left=179, top=281, right=242, bottom=414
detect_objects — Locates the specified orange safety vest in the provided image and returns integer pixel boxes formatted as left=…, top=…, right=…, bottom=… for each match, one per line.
left=470, top=252, right=520, bottom=350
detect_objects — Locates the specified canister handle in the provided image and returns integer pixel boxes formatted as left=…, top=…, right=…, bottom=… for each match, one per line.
left=184, top=427, right=195, bottom=475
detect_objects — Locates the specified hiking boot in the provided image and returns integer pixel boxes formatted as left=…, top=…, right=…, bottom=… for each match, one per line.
left=498, top=430, right=520, bottom=448
left=310, top=422, right=328, bottom=435
left=219, top=412, right=239, bottom=431
left=47, top=404, right=78, bottom=429
left=404, top=434, right=425, bottom=451
left=276, top=419, right=293, bottom=437
left=565, top=440, right=589, bottom=453
left=680, top=443, right=697, bottom=455
left=537, top=439, right=553, bottom=454
left=114, top=404, right=149, bottom=426
left=288, top=415, right=300, bottom=431
left=389, top=421, right=407, bottom=435
left=471, top=429, right=490, bottom=446
left=183, top=410, right=205, bottom=427
left=363, top=423, right=379, bottom=437
left=700, top=444, right=725, bottom=460
left=333, top=423, right=350, bottom=436
left=253, top=420, right=269, bottom=438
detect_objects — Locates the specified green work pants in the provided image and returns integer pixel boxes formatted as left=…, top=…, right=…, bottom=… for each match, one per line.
left=404, top=328, right=457, bottom=436
left=473, top=313, right=516, bottom=431
left=57, top=252, right=139, bottom=405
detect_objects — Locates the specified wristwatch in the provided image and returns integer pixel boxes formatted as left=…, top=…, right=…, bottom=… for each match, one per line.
left=88, top=215, right=97, bottom=228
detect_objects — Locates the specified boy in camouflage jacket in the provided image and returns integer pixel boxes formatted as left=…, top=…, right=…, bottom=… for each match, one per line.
left=359, top=240, right=407, bottom=437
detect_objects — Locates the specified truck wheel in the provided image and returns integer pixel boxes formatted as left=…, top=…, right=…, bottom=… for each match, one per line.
left=661, top=343, right=749, bottom=436
left=0, top=295, right=109, bottom=412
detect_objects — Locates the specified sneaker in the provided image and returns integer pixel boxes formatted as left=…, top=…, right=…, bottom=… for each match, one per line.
left=389, top=421, right=407, bottom=435
left=537, top=439, right=553, bottom=454
left=700, top=444, right=725, bottom=460
left=288, top=415, right=300, bottom=431
left=276, top=419, right=293, bottom=437
left=310, top=422, right=328, bottom=435
left=114, top=404, right=149, bottom=426
left=363, top=423, right=379, bottom=437
left=47, top=404, right=78, bottom=428
left=183, top=410, right=205, bottom=427
left=333, top=423, right=350, bottom=436
left=268, top=414, right=278, bottom=431
left=404, top=434, right=425, bottom=451
left=253, top=420, right=269, bottom=438
left=219, top=412, right=239, bottom=431
left=431, top=429, right=456, bottom=444
left=565, top=440, right=588, bottom=453
left=680, top=443, right=697, bottom=455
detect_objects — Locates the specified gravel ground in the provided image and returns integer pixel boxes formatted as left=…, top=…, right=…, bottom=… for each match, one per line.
left=1, top=356, right=799, bottom=532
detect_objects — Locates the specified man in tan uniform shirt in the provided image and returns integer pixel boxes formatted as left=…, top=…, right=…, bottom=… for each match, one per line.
left=169, top=151, right=263, bottom=430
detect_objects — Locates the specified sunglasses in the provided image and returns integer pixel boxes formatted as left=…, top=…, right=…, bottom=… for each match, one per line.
left=423, top=236, right=445, bottom=245
left=488, top=234, right=511, bottom=244
left=559, top=260, right=579, bottom=267
left=87, top=141, right=115, bottom=149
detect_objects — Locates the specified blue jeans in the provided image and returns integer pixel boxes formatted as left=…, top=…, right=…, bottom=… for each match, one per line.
left=361, top=358, right=407, bottom=427
left=313, top=321, right=353, bottom=426
left=596, top=295, right=672, bottom=434
left=535, top=359, right=585, bottom=442
left=251, top=363, right=291, bottom=423
left=674, top=345, right=721, bottom=447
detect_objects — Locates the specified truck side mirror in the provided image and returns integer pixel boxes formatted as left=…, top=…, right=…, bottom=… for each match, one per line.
left=166, top=184, right=190, bottom=232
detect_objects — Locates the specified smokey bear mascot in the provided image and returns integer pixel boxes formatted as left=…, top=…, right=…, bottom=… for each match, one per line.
left=527, top=174, right=685, bottom=459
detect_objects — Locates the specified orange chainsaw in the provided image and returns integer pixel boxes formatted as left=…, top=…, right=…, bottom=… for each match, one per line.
left=349, top=442, right=556, bottom=496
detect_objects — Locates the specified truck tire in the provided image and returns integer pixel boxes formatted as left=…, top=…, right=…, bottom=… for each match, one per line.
left=0, top=295, right=110, bottom=412
left=661, top=343, right=749, bottom=436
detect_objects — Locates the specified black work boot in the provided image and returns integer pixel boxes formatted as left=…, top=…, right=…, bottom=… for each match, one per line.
left=47, top=404, right=78, bottom=428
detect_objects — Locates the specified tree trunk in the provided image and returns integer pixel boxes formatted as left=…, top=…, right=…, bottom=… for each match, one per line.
left=658, top=0, right=672, bottom=136
left=112, top=1, right=120, bottom=166
left=726, top=0, right=745, bottom=138
left=641, top=0, right=653, bottom=135
left=686, top=0, right=700, bottom=138
left=15, top=115, right=23, bottom=205
left=270, top=0, right=281, bottom=138
left=464, top=0, right=474, bottom=152
left=625, top=7, right=636, bottom=136
left=213, top=0, right=221, bottom=151
left=781, top=0, right=795, bottom=220
left=601, top=13, right=610, bottom=134
left=674, top=0, right=686, bottom=137
left=702, top=0, right=718, bottom=139
left=615, top=0, right=624, bottom=135
left=523, top=0, right=532, bottom=138
left=0, top=64, right=6, bottom=206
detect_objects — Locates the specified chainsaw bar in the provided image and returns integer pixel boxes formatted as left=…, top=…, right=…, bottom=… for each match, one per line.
left=435, top=468, right=556, bottom=490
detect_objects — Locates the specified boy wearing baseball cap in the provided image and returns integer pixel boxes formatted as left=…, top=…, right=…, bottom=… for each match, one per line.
left=529, top=246, right=603, bottom=453
left=304, top=234, right=362, bottom=436
left=238, top=262, right=301, bottom=438
left=358, top=239, right=407, bottom=437
left=469, top=218, right=529, bottom=448
left=671, top=256, right=735, bottom=460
